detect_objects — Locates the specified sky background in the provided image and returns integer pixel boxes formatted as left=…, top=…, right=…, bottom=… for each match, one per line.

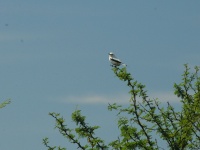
left=0, top=1, right=200, bottom=149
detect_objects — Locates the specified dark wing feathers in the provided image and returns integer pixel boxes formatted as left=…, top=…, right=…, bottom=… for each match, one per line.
left=110, top=58, right=121, bottom=63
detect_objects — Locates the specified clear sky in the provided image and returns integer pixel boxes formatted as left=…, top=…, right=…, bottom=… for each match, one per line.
left=0, top=1, right=199, bottom=149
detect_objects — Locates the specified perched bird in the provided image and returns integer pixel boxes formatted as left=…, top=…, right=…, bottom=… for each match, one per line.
left=108, top=52, right=127, bottom=67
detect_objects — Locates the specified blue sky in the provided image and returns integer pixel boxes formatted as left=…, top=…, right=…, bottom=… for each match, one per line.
left=0, top=1, right=200, bottom=149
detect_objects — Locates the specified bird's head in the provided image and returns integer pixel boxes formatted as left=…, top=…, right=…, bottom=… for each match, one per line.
left=108, top=52, right=115, bottom=57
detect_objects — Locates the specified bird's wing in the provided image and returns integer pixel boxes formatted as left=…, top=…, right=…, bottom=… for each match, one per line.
left=110, top=57, right=121, bottom=63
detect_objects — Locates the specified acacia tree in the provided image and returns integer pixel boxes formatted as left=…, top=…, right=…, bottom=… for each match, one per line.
left=43, top=64, right=200, bottom=150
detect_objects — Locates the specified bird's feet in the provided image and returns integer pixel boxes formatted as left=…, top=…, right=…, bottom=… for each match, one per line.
left=110, top=64, right=118, bottom=68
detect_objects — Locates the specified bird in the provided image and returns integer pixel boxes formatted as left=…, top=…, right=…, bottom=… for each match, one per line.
left=108, top=52, right=127, bottom=67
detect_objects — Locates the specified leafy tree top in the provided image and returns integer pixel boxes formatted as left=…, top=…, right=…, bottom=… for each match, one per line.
left=44, top=64, right=200, bottom=150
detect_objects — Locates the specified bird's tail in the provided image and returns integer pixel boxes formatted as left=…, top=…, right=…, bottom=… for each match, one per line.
left=122, top=63, right=127, bottom=67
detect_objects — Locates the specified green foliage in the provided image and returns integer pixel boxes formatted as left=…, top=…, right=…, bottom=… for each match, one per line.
left=44, top=64, right=200, bottom=149
left=43, top=111, right=108, bottom=150
left=173, top=64, right=200, bottom=149
left=0, top=99, right=11, bottom=109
